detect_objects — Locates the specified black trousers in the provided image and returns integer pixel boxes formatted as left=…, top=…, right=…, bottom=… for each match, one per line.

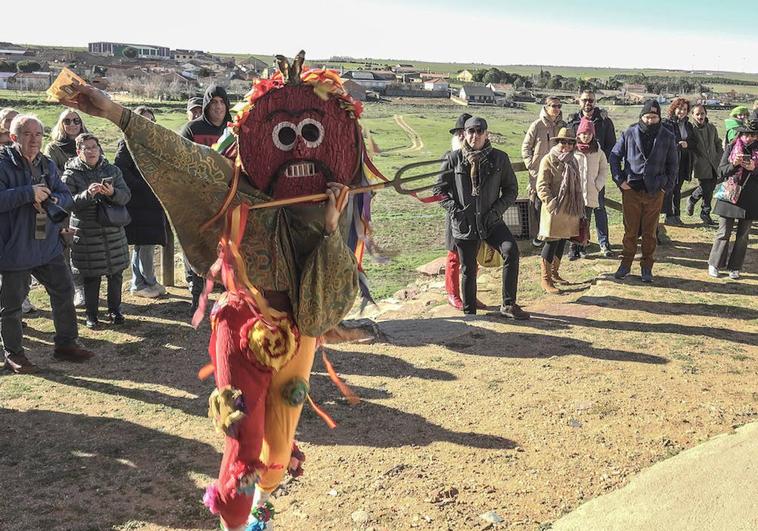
left=455, top=223, right=519, bottom=313
left=664, top=178, right=686, bottom=217
left=83, top=272, right=123, bottom=319
left=689, top=179, right=716, bottom=216
left=541, top=239, right=566, bottom=262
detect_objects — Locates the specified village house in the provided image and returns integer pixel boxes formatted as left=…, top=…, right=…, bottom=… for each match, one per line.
left=486, top=82, right=514, bottom=96
left=6, top=72, right=53, bottom=91
left=456, top=69, right=474, bottom=82
left=459, top=84, right=496, bottom=104
left=424, top=78, right=449, bottom=92
left=89, top=41, right=171, bottom=60
left=341, top=70, right=397, bottom=92
left=420, top=72, right=449, bottom=81
left=342, top=79, right=367, bottom=101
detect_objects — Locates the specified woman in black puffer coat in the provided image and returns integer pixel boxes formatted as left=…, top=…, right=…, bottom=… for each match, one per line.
left=62, top=134, right=131, bottom=328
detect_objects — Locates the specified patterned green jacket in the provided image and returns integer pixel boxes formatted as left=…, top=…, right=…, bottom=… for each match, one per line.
left=118, top=110, right=358, bottom=337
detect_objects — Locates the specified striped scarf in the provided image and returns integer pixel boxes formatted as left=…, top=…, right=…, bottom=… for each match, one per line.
left=461, top=140, right=493, bottom=196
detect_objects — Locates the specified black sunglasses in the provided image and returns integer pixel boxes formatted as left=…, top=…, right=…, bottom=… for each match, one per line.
left=63, top=118, right=81, bottom=126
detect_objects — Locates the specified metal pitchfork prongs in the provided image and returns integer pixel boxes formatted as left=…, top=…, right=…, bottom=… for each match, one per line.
left=249, top=159, right=452, bottom=210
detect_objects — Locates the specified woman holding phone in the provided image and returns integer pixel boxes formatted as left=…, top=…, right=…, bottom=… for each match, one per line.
left=708, top=119, right=758, bottom=280
left=62, top=133, right=131, bottom=328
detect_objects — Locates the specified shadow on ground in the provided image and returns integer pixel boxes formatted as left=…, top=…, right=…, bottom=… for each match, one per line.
left=0, top=408, right=217, bottom=530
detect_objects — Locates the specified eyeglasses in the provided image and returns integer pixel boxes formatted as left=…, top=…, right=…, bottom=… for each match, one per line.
left=466, top=127, right=485, bottom=134
left=548, top=104, right=562, bottom=108
left=558, top=140, right=576, bottom=145
left=580, top=98, right=595, bottom=103
left=63, top=118, right=82, bottom=126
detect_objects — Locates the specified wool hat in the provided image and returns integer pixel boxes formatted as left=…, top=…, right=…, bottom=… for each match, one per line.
left=576, top=117, right=595, bottom=137
left=449, top=113, right=473, bottom=134
left=730, top=106, right=749, bottom=118
left=464, top=116, right=488, bottom=131
left=551, top=127, right=576, bottom=142
left=736, top=119, right=758, bottom=134
left=187, top=97, right=203, bottom=112
left=640, top=100, right=661, bottom=118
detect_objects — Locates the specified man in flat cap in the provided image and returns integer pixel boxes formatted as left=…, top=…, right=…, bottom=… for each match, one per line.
left=434, top=116, right=529, bottom=319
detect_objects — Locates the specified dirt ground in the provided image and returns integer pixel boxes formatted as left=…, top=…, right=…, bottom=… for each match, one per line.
left=0, top=224, right=756, bottom=531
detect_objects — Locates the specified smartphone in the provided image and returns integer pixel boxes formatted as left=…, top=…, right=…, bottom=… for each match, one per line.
left=101, top=177, right=113, bottom=186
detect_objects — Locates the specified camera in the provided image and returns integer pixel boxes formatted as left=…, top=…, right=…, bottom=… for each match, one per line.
left=42, top=199, right=69, bottom=223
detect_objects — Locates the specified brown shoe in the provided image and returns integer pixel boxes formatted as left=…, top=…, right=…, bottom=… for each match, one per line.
left=499, top=303, right=531, bottom=320
left=53, top=344, right=95, bottom=363
left=3, top=353, right=38, bottom=374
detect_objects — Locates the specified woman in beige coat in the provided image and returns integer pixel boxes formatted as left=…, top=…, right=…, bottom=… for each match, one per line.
left=522, top=96, right=566, bottom=246
left=569, top=117, right=609, bottom=259
left=536, top=127, right=585, bottom=293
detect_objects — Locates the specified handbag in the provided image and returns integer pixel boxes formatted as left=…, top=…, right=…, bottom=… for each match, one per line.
left=570, top=217, right=590, bottom=246
left=714, top=174, right=750, bottom=205
left=96, top=199, right=132, bottom=227
left=476, top=242, right=503, bottom=268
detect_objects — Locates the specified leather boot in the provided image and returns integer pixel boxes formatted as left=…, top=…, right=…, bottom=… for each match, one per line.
left=540, top=258, right=560, bottom=294
left=445, top=251, right=463, bottom=310
left=551, top=258, right=568, bottom=284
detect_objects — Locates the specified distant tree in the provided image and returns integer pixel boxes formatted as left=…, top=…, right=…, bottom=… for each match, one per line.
left=482, top=68, right=502, bottom=85
left=122, top=47, right=138, bottom=59
left=547, top=75, right=564, bottom=90
left=472, top=69, right=487, bottom=83
left=606, top=77, right=623, bottom=91
left=0, top=61, right=16, bottom=72
left=16, top=60, right=41, bottom=73
left=197, top=67, right=212, bottom=78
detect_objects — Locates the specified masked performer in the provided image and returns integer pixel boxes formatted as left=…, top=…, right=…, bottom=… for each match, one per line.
left=60, top=52, right=368, bottom=530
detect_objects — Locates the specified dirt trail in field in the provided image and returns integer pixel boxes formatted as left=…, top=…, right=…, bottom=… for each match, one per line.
left=1, top=225, right=756, bottom=530
left=378, top=114, right=425, bottom=154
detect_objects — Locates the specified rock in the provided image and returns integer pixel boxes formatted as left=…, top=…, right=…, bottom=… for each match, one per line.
left=480, top=510, right=504, bottom=525
left=328, top=489, right=338, bottom=497
left=416, top=256, right=447, bottom=275
left=393, top=287, right=420, bottom=300
left=351, top=509, right=370, bottom=524
left=568, top=418, right=583, bottom=428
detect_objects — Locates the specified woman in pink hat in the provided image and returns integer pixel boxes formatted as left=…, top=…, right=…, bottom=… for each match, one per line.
left=570, top=117, right=609, bottom=260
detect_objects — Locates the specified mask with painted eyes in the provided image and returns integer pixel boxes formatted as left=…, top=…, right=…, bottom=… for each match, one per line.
left=238, top=84, right=361, bottom=199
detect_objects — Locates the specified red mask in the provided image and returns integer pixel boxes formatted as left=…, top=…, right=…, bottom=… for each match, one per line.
left=238, top=84, right=360, bottom=199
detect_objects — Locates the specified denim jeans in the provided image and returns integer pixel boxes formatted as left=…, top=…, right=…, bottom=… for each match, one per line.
left=1, top=253, right=78, bottom=356
left=592, top=187, right=610, bottom=247
left=131, top=245, right=157, bottom=291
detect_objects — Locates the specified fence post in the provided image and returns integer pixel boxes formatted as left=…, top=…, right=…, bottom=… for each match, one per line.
left=161, top=226, right=175, bottom=287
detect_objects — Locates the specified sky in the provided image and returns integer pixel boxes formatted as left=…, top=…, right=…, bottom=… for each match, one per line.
left=3, top=0, right=757, bottom=73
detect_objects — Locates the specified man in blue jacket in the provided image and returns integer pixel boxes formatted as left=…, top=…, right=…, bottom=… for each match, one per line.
left=609, top=100, right=678, bottom=283
left=0, top=115, right=94, bottom=373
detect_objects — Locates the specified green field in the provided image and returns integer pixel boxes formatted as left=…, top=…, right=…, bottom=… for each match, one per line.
left=0, top=90, right=738, bottom=298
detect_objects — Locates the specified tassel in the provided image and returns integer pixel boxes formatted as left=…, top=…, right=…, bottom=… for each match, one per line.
left=197, top=363, right=215, bottom=380
left=322, top=349, right=360, bottom=405
left=307, top=394, right=336, bottom=429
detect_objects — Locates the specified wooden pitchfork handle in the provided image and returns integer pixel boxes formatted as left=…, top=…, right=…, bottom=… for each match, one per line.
left=249, top=182, right=384, bottom=210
